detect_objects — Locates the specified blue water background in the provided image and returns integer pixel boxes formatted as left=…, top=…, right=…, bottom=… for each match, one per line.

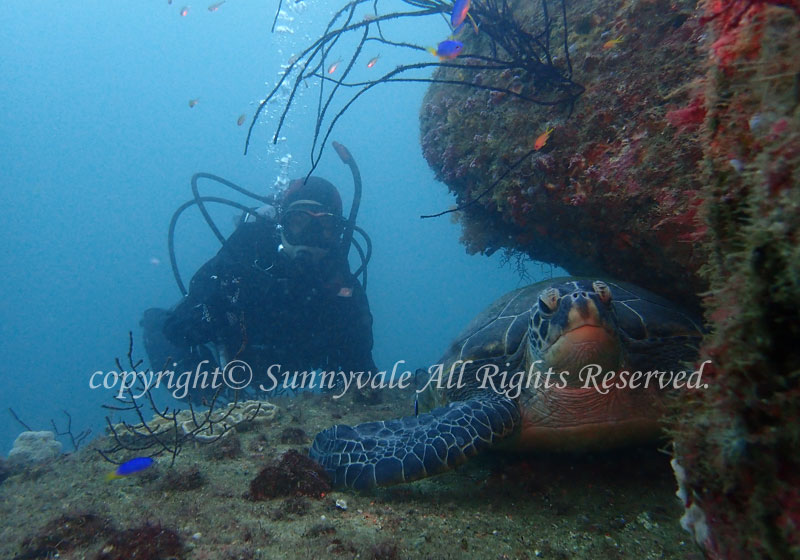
left=0, top=0, right=562, bottom=455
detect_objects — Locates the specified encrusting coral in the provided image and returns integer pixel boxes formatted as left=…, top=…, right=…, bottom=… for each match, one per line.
left=420, top=0, right=799, bottom=556
left=669, top=1, right=800, bottom=558
left=420, top=0, right=708, bottom=306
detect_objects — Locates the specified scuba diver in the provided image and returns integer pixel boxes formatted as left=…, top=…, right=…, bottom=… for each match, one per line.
left=141, top=142, right=378, bottom=404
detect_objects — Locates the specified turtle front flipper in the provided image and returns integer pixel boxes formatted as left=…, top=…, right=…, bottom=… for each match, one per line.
left=309, top=395, right=520, bottom=490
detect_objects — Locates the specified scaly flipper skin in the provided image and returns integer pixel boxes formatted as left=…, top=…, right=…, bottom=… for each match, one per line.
left=310, top=394, right=519, bottom=490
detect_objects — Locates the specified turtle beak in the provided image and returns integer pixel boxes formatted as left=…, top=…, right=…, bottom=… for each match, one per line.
left=545, top=325, right=623, bottom=382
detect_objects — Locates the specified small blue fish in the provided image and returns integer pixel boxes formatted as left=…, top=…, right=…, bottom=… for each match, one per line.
left=106, top=457, right=155, bottom=481
left=427, top=40, right=464, bottom=60
left=451, top=0, right=479, bottom=35
left=451, top=0, right=470, bottom=27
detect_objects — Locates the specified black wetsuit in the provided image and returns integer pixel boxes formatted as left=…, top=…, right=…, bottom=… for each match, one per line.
left=149, top=218, right=376, bottom=391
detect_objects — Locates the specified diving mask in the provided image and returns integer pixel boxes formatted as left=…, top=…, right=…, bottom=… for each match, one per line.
left=280, top=207, right=344, bottom=250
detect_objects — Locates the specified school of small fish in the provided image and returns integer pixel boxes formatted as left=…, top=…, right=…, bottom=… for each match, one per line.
left=425, top=0, right=477, bottom=61
left=170, top=0, right=481, bottom=129
left=169, top=0, right=253, bottom=125
left=175, top=1, right=227, bottom=14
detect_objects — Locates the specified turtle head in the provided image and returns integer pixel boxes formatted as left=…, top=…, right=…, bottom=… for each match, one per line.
left=527, top=280, right=624, bottom=379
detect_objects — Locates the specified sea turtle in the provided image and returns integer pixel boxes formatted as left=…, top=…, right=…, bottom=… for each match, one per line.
left=310, top=277, right=704, bottom=490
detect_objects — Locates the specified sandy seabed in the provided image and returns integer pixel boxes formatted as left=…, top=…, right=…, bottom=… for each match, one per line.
left=1, top=391, right=702, bottom=560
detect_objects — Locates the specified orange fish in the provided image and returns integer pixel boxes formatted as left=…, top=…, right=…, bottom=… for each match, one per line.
left=327, top=59, right=343, bottom=74
left=237, top=114, right=246, bottom=126
left=180, top=6, right=189, bottom=16
left=602, top=36, right=623, bottom=50
left=188, top=98, right=199, bottom=108
left=366, top=55, right=380, bottom=68
left=208, top=1, right=225, bottom=11
left=534, top=127, right=554, bottom=150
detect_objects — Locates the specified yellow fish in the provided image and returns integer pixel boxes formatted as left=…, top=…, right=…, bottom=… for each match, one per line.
left=603, top=36, right=623, bottom=50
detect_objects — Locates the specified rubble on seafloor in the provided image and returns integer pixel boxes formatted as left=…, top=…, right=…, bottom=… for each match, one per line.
left=0, top=393, right=701, bottom=559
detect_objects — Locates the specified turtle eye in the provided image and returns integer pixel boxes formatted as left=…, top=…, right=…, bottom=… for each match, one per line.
left=592, top=281, right=612, bottom=304
left=538, top=288, right=560, bottom=314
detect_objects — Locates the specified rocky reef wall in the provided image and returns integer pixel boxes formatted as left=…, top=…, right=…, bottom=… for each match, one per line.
left=421, top=0, right=799, bottom=556
left=420, top=0, right=709, bottom=306
left=671, top=1, right=800, bottom=558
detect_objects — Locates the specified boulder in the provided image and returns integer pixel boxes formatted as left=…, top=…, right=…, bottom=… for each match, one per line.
left=420, top=0, right=707, bottom=307
left=8, top=431, right=62, bottom=467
